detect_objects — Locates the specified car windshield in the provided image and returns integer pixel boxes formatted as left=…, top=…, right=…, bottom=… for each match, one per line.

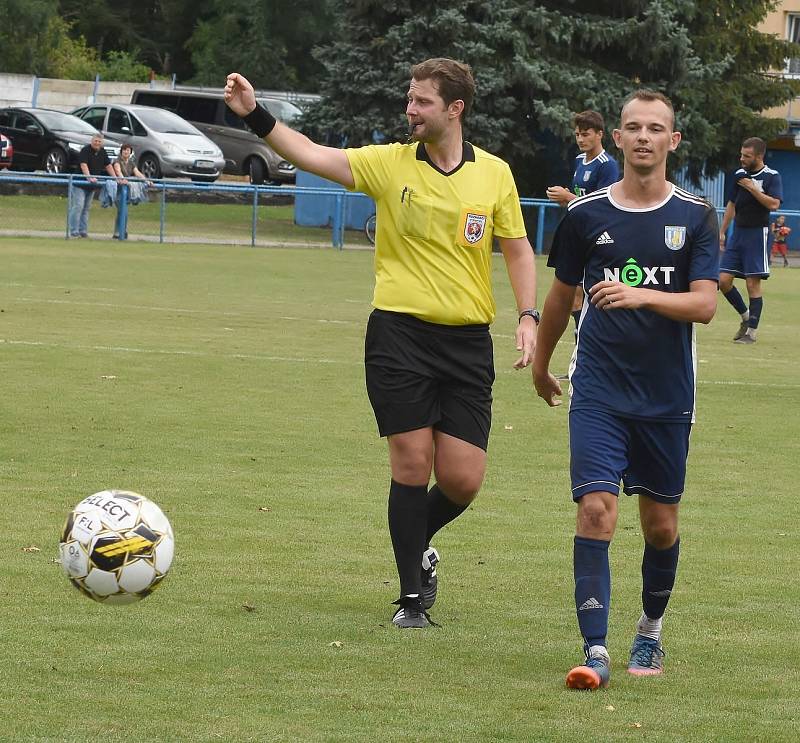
left=35, top=110, right=100, bottom=134
left=259, top=98, right=302, bottom=124
left=133, top=107, right=199, bottom=135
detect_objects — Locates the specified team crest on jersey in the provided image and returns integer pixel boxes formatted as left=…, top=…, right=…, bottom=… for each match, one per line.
left=664, top=226, right=686, bottom=251
left=464, top=213, right=487, bottom=244
left=583, top=171, right=591, bottom=182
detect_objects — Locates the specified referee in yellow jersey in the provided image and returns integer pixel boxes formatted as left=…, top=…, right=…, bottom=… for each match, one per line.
left=225, top=58, right=538, bottom=628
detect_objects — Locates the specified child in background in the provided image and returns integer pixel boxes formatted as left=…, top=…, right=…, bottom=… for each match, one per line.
left=770, top=215, right=791, bottom=268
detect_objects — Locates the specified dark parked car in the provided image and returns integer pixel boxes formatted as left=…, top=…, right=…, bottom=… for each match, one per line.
left=0, top=107, right=120, bottom=174
left=130, top=88, right=299, bottom=184
left=0, top=133, right=12, bottom=169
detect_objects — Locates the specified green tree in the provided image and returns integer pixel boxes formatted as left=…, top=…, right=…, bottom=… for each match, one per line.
left=99, top=50, right=152, bottom=83
left=186, top=0, right=334, bottom=90
left=0, top=0, right=59, bottom=75
left=57, top=0, right=210, bottom=80
left=45, top=15, right=101, bottom=80
left=682, top=0, right=800, bottom=178
left=303, top=2, right=526, bottom=150
left=306, top=0, right=800, bottom=193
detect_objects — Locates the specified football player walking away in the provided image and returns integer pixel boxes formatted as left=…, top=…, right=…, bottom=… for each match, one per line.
left=532, top=90, right=719, bottom=689
left=546, top=111, right=620, bottom=348
left=224, top=59, right=538, bottom=628
left=718, top=137, right=783, bottom=344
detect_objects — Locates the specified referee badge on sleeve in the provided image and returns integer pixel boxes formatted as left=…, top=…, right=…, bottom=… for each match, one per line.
left=462, top=212, right=487, bottom=245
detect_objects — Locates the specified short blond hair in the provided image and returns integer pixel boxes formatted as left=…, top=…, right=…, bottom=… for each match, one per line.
left=622, top=89, right=675, bottom=129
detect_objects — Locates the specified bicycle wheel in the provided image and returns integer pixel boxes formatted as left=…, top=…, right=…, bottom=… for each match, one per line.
left=365, top=214, right=377, bottom=245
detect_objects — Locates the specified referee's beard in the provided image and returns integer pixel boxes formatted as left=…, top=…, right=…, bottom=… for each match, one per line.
left=407, top=121, right=445, bottom=144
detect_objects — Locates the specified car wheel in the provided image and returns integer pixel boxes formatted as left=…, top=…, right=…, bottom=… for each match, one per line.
left=248, top=157, right=267, bottom=185
left=44, top=147, right=67, bottom=174
left=138, top=154, right=161, bottom=180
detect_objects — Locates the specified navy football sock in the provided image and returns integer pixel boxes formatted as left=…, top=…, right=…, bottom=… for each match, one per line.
left=722, top=287, right=748, bottom=316
left=574, top=536, right=611, bottom=648
left=641, top=537, right=680, bottom=620
left=388, top=480, right=428, bottom=598
left=425, top=484, right=467, bottom=546
left=748, top=297, right=763, bottom=329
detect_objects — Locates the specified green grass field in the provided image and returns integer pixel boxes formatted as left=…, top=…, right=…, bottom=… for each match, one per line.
left=1, top=236, right=798, bottom=742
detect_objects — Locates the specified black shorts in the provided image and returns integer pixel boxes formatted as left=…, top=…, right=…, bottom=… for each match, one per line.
left=365, top=309, right=495, bottom=450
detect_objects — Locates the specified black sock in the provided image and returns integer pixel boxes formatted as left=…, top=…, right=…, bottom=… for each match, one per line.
left=641, top=537, right=680, bottom=620
left=425, top=484, right=468, bottom=545
left=574, top=536, right=611, bottom=648
left=388, top=480, right=428, bottom=597
left=748, top=297, right=763, bottom=329
left=722, top=286, right=748, bottom=316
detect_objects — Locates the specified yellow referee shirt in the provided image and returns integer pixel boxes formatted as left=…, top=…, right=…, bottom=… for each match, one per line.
left=346, top=141, right=526, bottom=325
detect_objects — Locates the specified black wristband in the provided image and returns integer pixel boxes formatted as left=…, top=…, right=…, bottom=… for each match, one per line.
left=242, top=103, right=277, bottom=138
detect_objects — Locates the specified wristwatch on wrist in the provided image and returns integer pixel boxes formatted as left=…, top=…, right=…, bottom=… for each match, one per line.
left=518, top=308, right=541, bottom=324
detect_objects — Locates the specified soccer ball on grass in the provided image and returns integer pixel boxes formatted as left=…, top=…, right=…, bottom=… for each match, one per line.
left=59, top=490, right=174, bottom=605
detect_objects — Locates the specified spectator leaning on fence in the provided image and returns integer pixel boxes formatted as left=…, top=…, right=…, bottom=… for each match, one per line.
left=69, top=134, right=117, bottom=238
left=110, top=143, right=152, bottom=240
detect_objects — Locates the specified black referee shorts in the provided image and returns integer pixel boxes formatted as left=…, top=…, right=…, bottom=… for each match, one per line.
left=364, top=309, right=495, bottom=451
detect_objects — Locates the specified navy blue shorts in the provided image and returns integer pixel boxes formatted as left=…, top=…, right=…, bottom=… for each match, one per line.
left=569, top=409, right=691, bottom=504
left=365, top=309, right=494, bottom=450
left=720, top=225, right=770, bottom=279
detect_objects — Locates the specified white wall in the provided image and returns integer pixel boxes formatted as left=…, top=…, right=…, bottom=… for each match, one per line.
left=0, top=74, right=173, bottom=111
left=0, top=73, right=36, bottom=108
left=0, top=73, right=320, bottom=113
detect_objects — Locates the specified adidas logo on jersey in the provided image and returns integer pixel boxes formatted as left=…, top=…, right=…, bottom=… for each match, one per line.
left=578, top=597, right=604, bottom=611
left=595, top=231, right=614, bottom=245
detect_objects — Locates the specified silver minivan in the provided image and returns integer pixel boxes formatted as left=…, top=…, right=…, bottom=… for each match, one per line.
left=130, top=88, right=299, bottom=185
left=71, top=103, right=225, bottom=182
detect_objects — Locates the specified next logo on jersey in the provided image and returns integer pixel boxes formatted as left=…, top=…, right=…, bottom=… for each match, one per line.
left=664, top=225, right=686, bottom=251
left=604, top=258, right=675, bottom=287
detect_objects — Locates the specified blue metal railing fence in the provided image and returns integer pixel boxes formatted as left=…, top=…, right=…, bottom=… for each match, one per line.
left=3, top=172, right=799, bottom=253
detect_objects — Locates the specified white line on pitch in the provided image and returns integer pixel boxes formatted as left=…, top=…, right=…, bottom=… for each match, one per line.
left=15, top=297, right=361, bottom=324
left=0, top=338, right=354, bottom=365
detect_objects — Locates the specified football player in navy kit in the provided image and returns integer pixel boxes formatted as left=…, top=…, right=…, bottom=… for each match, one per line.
left=718, top=137, right=783, bottom=344
left=533, top=90, right=719, bottom=690
left=547, top=111, right=621, bottom=345
left=546, top=111, right=620, bottom=207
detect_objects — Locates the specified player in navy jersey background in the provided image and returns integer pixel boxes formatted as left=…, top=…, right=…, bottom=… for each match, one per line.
left=533, top=90, right=718, bottom=690
left=547, top=111, right=620, bottom=343
left=718, top=137, right=783, bottom=344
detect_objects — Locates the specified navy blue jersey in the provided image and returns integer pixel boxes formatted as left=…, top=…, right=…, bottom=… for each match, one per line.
left=572, top=150, right=620, bottom=197
left=729, top=166, right=783, bottom=228
left=548, top=185, right=720, bottom=422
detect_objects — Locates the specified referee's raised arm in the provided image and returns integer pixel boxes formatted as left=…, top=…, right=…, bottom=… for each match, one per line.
left=224, top=72, right=354, bottom=189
